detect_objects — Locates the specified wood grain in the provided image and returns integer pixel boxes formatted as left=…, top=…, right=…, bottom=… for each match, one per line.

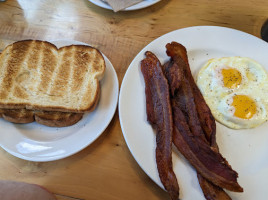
left=0, top=0, right=267, bottom=199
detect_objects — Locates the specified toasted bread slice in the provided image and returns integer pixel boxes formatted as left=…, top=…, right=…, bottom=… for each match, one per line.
left=0, top=108, right=83, bottom=127
left=0, top=40, right=105, bottom=113
left=34, top=111, right=83, bottom=127
left=0, top=108, right=3, bottom=117
left=2, top=109, right=34, bottom=123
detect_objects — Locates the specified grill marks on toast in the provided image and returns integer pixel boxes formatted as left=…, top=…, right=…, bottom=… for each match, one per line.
left=48, top=47, right=69, bottom=99
left=0, top=40, right=105, bottom=113
left=28, top=41, right=42, bottom=71
left=49, top=45, right=97, bottom=108
left=24, top=41, right=46, bottom=98
left=38, top=43, right=58, bottom=94
left=13, top=41, right=42, bottom=101
left=0, top=42, right=32, bottom=102
left=0, top=40, right=105, bottom=127
left=51, top=45, right=103, bottom=111
left=46, top=45, right=104, bottom=111
left=73, top=47, right=88, bottom=93
left=74, top=46, right=98, bottom=110
left=0, top=49, right=10, bottom=100
left=66, top=47, right=75, bottom=107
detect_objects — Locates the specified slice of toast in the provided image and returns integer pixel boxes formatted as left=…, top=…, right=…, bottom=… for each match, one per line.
left=34, top=111, right=83, bottom=127
left=1, top=109, right=34, bottom=123
left=0, top=40, right=105, bottom=113
left=0, top=109, right=83, bottom=127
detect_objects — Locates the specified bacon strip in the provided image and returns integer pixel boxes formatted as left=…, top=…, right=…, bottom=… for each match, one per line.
left=164, top=42, right=243, bottom=194
left=197, top=174, right=232, bottom=200
left=163, top=61, right=208, bottom=143
left=166, top=42, right=216, bottom=145
left=163, top=61, right=232, bottom=199
left=141, top=51, right=180, bottom=200
left=171, top=89, right=242, bottom=192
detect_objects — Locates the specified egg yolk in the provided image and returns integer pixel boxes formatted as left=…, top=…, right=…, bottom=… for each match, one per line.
left=222, top=68, right=242, bottom=89
left=232, top=95, right=256, bottom=119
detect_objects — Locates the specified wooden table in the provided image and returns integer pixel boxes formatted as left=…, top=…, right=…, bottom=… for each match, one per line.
left=0, top=0, right=267, bottom=199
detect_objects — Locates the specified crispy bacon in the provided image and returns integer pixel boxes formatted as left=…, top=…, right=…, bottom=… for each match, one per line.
left=141, top=51, right=180, bottom=200
left=171, top=86, right=242, bottom=192
left=197, top=174, right=232, bottom=200
left=163, top=61, right=231, bottom=199
left=163, top=61, right=208, bottom=144
left=166, top=42, right=216, bottom=145
left=165, top=42, right=243, bottom=194
left=164, top=43, right=228, bottom=199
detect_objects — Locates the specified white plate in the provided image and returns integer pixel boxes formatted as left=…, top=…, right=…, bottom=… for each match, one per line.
left=89, top=0, right=160, bottom=11
left=0, top=40, right=119, bottom=162
left=119, top=26, right=268, bottom=200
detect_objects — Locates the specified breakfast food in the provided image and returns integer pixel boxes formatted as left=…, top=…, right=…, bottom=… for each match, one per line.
left=34, top=111, right=83, bottom=127
left=0, top=108, right=83, bottom=127
left=165, top=42, right=242, bottom=192
left=141, top=51, right=180, bottom=200
left=0, top=109, right=83, bottom=127
left=197, top=57, right=268, bottom=129
left=141, top=42, right=243, bottom=200
left=0, top=40, right=105, bottom=127
left=1, top=109, right=35, bottom=123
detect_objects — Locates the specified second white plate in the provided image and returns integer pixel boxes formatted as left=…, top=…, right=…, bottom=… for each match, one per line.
left=119, top=26, right=268, bottom=200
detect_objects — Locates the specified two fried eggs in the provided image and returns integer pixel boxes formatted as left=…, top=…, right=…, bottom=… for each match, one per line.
left=197, top=57, right=268, bottom=129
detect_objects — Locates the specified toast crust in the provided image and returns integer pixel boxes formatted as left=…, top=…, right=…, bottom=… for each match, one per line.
left=0, top=40, right=105, bottom=113
left=0, top=108, right=83, bottom=127
left=35, top=111, right=83, bottom=127
left=2, top=109, right=34, bottom=123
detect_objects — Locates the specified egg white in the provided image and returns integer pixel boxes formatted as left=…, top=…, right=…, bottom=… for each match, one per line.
left=215, top=91, right=268, bottom=129
left=196, top=57, right=268, bottom=129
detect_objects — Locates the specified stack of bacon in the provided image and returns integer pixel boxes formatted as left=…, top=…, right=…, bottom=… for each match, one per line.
left=140, top=42, right=243, bottom=200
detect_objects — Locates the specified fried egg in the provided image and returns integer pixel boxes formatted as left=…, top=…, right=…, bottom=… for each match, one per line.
left=196, top=57, right=268, bottom=129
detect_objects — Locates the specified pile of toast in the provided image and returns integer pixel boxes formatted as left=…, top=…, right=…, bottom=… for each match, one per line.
left=0, top=40, right=106, bottom=127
